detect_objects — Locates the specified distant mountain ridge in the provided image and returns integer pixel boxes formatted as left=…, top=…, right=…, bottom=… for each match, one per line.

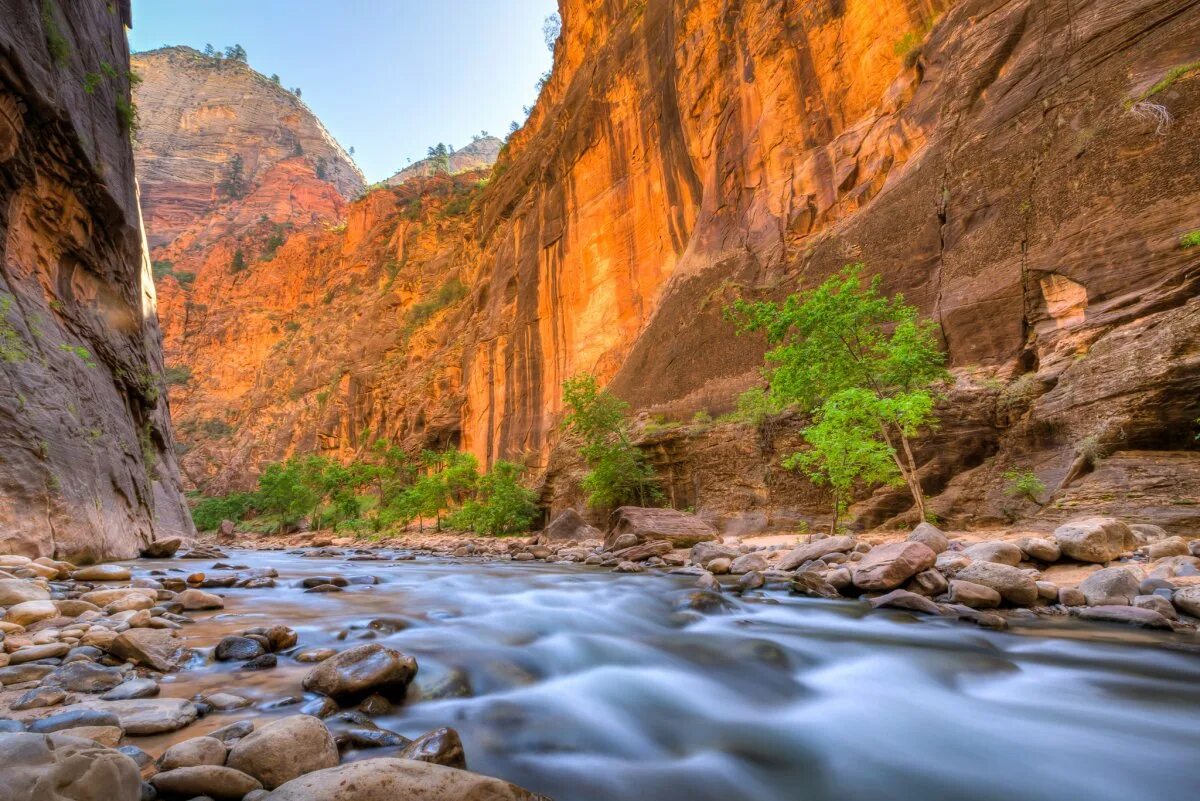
left=385, top=136, right=503, bottom=186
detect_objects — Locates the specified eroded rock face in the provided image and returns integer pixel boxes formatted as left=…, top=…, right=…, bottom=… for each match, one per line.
left=148, top=0, right=1199, bottom=535
left=0, top=733, right=142, bottom=801
left=0, top=1, right=192, bottom=560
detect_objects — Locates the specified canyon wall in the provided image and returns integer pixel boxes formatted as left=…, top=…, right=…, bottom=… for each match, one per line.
left=152, top=0, right=1200, bottom=533
left=0, top=0, right=192, bottom=559
left=386, top=136, right=503, bottom=186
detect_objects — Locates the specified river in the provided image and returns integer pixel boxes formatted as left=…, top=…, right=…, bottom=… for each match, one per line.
left=133, top=549, right=1200, bottom=801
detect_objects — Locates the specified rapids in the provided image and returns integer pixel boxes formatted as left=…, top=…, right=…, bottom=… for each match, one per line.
left=136, top=550, right=1200, bottom=801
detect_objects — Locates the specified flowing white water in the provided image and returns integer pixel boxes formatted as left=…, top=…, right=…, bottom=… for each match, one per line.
left=136, top=550, right=1200, bottom=801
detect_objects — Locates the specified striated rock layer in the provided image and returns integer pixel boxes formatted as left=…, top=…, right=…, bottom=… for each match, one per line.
left=385, top=136, right=503, bottom=187
left=155, top=0, right=1199, bottom=531
left=0, top=0, right=192, bottom=559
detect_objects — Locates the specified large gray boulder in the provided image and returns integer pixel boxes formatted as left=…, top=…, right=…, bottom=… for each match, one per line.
left=302, top=644, right=417, bottom=702
left=263, top=758, right=545, bottom=800
left=852, top=542, right=936, bottom=590
left=1078, top=567, right=1142, bottom=606
left=0, top=733, right=142, bottom=801
left=1172, top=586, right=1200, bottom=618
left=227, top=715, right=339, bottom=789
left=1054, top=517, right=1135, bottom=563
left=962, top=541, right=1022, bottom=566
left=539, top=509, right=600, bottom=543
left=954, top=562, right=1038, bottom=606
left=906, top=522, right=949, bottom=554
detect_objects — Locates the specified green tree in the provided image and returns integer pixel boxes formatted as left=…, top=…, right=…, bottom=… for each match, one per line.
left=427, top=143, right=451, bottom=174
left=256, top=459, right=318, bottom=531
left=562, top=374, right=659, bottom=508
left=449, top=460, right=539, bottom=536
left=729, top=264, right=947, bottom=523
left=407, top=450, right=479, bottom=531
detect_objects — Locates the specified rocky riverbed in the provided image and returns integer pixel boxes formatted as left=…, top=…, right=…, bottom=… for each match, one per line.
left=0, top=510, right=1199, bottom=800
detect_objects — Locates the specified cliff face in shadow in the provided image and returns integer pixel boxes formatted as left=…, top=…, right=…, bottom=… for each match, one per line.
left=151, top=0, right=1200, bottom=533
left=0, top=0, right=192, bottom=560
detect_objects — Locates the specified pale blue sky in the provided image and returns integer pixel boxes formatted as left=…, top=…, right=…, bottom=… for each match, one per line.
left=130, top=0, right=557, bottom=182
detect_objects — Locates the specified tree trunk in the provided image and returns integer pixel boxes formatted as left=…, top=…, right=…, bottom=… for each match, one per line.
left=878, top=422, right=926, bottom=522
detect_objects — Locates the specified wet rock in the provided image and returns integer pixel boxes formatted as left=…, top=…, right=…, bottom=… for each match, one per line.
left=852, top=542, right=937, bottom=590
left=159, top=736, right=227, bottom=770
left=0, top=578, right=50, bottom=606
left=1078, top=567, right=1142, bottom=606
left=604, top=507, right=717, bottom=549
left=398, top=727, right=467, bottom=769
left=215, top=636, right=267, bottom=662
left=241, top=653, right=278, bottom=671
left=260, top=626, right=298, bottom=651
left=540, top=509, right=600, bottom=543
left=262, top=757, right=544, bottom=800
left=72, top=564, right=132, bottom=582
left=358, top=694, right=392, bottom=716
left=689, top=541, right=740, bottom=568
left=954, top=562, right=1038, bottom=606
left=301, top=644, right=418, bottom=703
left=962, top=541, right=1023, bottom=566
left=612, top=561, right=644, bottom=573
left=695, top=572, right=722, bottom=593
left=306, top=584, right=344, bottom=593
left=29, top=709, right=121, bottom=734
left=140, top=538, right=182, bottom=559
left=419, top=669, right=473, bottom=701
left=202, top=692, right=251, bottom=711
left=1073, top=605, right=1173, bottom=629
left=175, top=589, right=224, bottom=610
left=611, top=540, right=672, bottom=562
left=1054, top=517, right=1135, bottom=563
left=149, top=765, right=262, bottom=800
left=302, top=576, right=349, bottom=588
left=1058, top=587, right=1087, bottom=607
left=938, top=603, right=1008, bottom=629
left=1014, top=537, right=1061, bottom=563
left=789, top=572, right=843, bottom=600
left=907, top=522, right=949, bottom=554
left=868, top=589, right=942, bottom=615
left=706, top=557, right=731, bottom=575
left=56, top=725, right=123, bottom=748
left=102, top=678, right=160, bottom=701
left=227, top=714, right=339, bottom=789
left=294, top=648, right=336, bottom=663
left=110, top=628, right=184, bottom=672
left=46, top=661, right=124, bottom=693
left=948, top=579, right=1002, bottom=609
left=736, top=571, right=765, bottom=592
left=0, top=732, right=142, bottom=800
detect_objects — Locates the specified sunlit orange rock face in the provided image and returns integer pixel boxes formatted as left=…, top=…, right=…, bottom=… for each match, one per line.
left=151, top=0, right=1200, bottom=531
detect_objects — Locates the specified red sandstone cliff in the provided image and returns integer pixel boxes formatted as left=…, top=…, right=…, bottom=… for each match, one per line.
left=0, top=0, right=192, bottom=559
left=152, top=0, right=1200, bottom=533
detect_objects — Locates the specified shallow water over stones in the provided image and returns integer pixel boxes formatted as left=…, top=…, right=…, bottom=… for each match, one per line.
left=133, top=549, right=1200, bottom=801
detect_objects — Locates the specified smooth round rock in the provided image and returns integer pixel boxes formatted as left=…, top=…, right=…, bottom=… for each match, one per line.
left=301, top=644, right=417, bottom=702
left=149, top=765, right=262, bottom=800
left=73, top=564, right=133, bottom=582
left=263, top=758, right=541, bottom=800
left=159, top=736, right=228, bottom=770
left=227, top=714, right=339, bottom=789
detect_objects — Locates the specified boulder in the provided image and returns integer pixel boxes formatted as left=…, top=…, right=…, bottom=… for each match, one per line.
left=1078, top=567, right=1142, bottom=606
left=962, top=541, right=1023, bottom=566
left=215, top=636, right=267, bottom=662
left=101, top=678, right=159, bottom=701
left=71, top=564, right=132, bottom=582
left=398, top=727, right=467, bottom=769
left=9, top=643, right=70, bottom=664
left=0, top=579, right=50, bottom=606
left=907, top=569, right=948, bottom=597
left=1014, top=537, right=1061, bottom=563
left=906, top=522, right=949, bottom=554
left=852, top=542, right=936, bottom=590
left=159, top=736, right=227, bottom=770
left=101, top=698, right=199, bottom=735
left=539, top=509, right=600, bottom=543
left=46, top=661, right=124, bottom=693
left=729, top=552, right=769, bottom=574
left=0, top=733, right=141, bottom=801
left=1132, top=595, right=1177, bottom=619
left=1053, top=517, right=1135, bottom=563
left=954, top=562, right=1038, bottom=606
left=140, top=538, right=182, bottom=558
left=262, top=758, right=544, bottom=801
left=227, top=715, right=339, bottom=789
left=690, top=541, right=739, bottom=568
left=1147, top=537, right=1190, bottom=559
left=789, top=571, right=843, bottom=600
left=1129, top=523, right=1170, bottom=545
left=603, top=507, right=716, bottom=549
left=78, top=587, right=156, bottom=607
left=302, top=644, right=417, bottom=702
left=150, top=765, right=262, bottom=800
left=777, top=536, right=857, bottom=570
left=1058, top=587, right=1087, bottom=607
left=948, top=580, right=1003, bottom=609
left=109, top=628, right=183, bottom=672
